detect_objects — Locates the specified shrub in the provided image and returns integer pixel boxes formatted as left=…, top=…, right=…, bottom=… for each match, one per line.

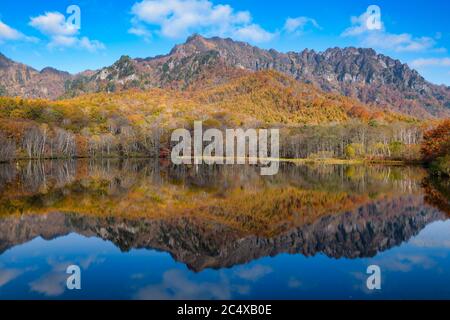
left=344, top=145, right=356, bottom=159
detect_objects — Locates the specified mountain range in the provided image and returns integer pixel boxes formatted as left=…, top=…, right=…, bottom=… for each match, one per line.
left=1, top=34, right=449, bottom=119
left=0, top=195, right=444, bottom=271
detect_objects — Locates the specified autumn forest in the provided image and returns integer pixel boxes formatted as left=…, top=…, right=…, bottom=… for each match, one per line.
left=0, top=70, right=448, bottom=176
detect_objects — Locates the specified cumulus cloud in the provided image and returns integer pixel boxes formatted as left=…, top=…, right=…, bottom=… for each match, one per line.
left=233, top=24, right=274, bottom=43
left=0, top=20, right=37, bottom=43
left=29, top=12, right=105, bottom=51
left=30, top=12, right=78, bottom=37
left=284, top=17, right=321, bottom=34
left=341, top=10, right=383, bottom=37
left=129, top=0, right=275, bottom=43
left=342, top=9, right=437, bottom=53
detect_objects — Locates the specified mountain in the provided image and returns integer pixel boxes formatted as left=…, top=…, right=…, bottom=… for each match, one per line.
left=1, top=34, right=450, bottom=118
left=0, top=195, right=444, bottom=271
left=0, top=68, right=412, bottom=163
left=177, top=35, right=450, bottom=118
left=41, top=70, right=408, bottom=129
left=65, top=34, right=450, bottom=118
left=0, top=53, right=71, bottom=99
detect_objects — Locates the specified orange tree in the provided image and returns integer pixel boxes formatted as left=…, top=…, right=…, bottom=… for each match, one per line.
left=421, top=120, right=450, bottom=163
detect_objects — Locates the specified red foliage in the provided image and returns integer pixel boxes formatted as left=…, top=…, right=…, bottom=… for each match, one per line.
left=421, top=119, right=450, bottom=163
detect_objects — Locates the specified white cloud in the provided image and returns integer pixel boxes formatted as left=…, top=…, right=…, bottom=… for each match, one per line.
left=284, top=17, right=321, bottom=34
left=373, top=254, right=437, bottom=273
left=342, top=10, right=437, bottom=53
left=0, top=20, right=24, bottom=41
left=135, top=269, right=232, bottom=300
left=341, top=11, right=383, bottom=37
left=129, top=26, right=151, bottom=37
left=0, top=268, right=23, bottom=287
left=233, top=24, right=274, bottom=43
left=29, top=272, right=67, bottom=297
left=48, top=35, right=77, bottom=48
left=234, top=264, right=272, bottom=282
left=130, top=0, right=275, bottom=43
left=78, top=37, right=105, bottom=51
left=411, top=57, right=450, bottom=68
left=0, top=20, right=37, bottom=43
left=28, top=254, right=104, bottom=297
left=128, top=25, right=152, bottom=42
left=29, top=12, right=104, bottom=52
left=363, top=33, right=436, bottom=53
left=30, top=12, right=78, bottom=37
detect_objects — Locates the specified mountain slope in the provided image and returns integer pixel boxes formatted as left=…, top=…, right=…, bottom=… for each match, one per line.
left=68, top=34, right=449, bottom=118
left=1, top=35, right=449, bottom=119
left=0, top=53, right=71, bottom=99
left=195, top=70, right=408, bottom=124
left=174, top=35, right=450, bottom=118
left=0, top=195, right=444, bottom=271
left=0, top=70, right=409, bottom=160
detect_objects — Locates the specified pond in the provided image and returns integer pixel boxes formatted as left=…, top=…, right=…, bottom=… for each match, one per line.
left=0, top=160, right=448, bottom=299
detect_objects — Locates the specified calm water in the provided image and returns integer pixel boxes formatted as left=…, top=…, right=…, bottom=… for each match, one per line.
left=0, top=160, right=448, bottom=300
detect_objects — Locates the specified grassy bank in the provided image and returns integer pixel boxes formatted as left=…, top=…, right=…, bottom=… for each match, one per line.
left=281, top=158, right=410, bottom=166
left=0, top=155, right=422, bottom=166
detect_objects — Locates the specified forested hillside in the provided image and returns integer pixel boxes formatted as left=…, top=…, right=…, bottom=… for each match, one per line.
left=0, top=69, right=431, bottom=162
left=2, top=35, right=450, bottom=118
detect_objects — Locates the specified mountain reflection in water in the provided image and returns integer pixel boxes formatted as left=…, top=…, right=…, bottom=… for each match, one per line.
left=0, top=160, right=449, bottom=299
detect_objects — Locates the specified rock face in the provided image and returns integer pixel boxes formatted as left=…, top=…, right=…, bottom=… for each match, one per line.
left=289, top=47, right=450, bottom=118
left=0, top=53, right=71, bottom=99
left=0, top=195, right=445, bottom=272
left=66, top=34, right=450, bottom=118
left=2, top=34, right=450, bottom=118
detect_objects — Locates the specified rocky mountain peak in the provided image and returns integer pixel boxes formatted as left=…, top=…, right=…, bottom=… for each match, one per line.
left=1, top=34, right=449, bottom=118
left=185, top=33, right=206, bottom=44
left=0, top=52, right=13, bottom=68
left=40, top=67, right=70, bottom=76
left=0, top=54, right=72, bottom=99
left=170, top=33, right=219, bottom=57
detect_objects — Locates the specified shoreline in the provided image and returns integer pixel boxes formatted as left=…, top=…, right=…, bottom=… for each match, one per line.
left=1, top=156, right=421, bottom=166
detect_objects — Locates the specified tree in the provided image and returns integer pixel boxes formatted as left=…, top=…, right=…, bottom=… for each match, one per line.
left=421, top=120, right=450, bottom=176
left=421, top=120, right=450, bottom=163
left=0, top=133, right=16, bottom=162
left=53, top=128, right=76, bottom=158
left=389, top=141, right=405, bottom=159
left=344, top=145, right=356, bottom=159
left=23, top=126, right=44, bottom=158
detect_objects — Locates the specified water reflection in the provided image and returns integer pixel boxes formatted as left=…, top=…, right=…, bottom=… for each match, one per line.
left=0, top=160, right=448, bottom=299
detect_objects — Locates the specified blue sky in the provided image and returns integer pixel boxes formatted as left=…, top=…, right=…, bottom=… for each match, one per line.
left=0, top=0, right=449, bottom=85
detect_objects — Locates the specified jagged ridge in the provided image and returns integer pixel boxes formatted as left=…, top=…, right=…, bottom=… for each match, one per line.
left=0, top=195, right=444, bottom=271
left=1, top=34, right=449, bottom=119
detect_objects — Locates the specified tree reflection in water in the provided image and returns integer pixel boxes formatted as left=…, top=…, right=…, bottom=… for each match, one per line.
left=0, top=159, right=447, bottom=271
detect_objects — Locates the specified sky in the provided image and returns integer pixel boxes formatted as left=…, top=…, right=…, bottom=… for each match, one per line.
left=0, top=0, right=449, bottom=85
